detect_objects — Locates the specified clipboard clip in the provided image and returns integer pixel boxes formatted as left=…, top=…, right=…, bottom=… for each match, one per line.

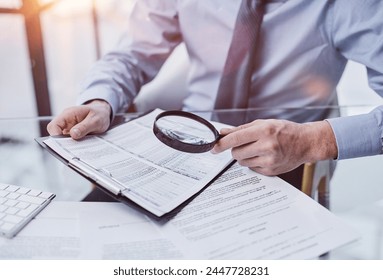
left=70, top=157, right=131, bottom=195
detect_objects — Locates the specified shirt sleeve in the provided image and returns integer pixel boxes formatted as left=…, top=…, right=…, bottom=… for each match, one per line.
left=327, top=106, right=383, bottom=159
left=326, top=0, right=383, bottom=159
left=76, top=0, right=182, bottom=119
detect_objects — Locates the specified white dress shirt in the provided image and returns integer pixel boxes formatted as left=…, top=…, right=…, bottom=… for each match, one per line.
left=77, top=0, right=383, bottom=160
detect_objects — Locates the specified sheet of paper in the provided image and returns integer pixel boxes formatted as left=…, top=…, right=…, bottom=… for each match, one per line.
left=78, top=163, right=359, bottom=260
left=157, top=163, right=359, bottom=259
left=78, top=202, right=187, bottom=259
left=43, top=109, right=233, bottom=217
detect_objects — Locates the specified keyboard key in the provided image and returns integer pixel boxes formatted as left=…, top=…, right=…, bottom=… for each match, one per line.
left=0, top=190, right=8, bottom=198
left=5, top=207, right=19, bottom=215
left=0, top=222, right=16, bottom=232
left=38, top=192, right=54, bottom=199
left=3, top=214, right=23, bottom=224
left=26, top=189, right=41, bottom=197
left=6, top=185, right=19, bottom=192
left=15, top=201, right=29, bottom=209
left=17, top=204, right=39, bottom=217
left=6, top=192, right=20, bottom=200
left=16, top=187, right=30, bottom=195
left=4, top=199, right=18, bottom=207
left=18, top=194, right=46, bottom=205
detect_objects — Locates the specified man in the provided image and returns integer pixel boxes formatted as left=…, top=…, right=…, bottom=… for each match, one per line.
left=47, top=0, right=383, bottom=180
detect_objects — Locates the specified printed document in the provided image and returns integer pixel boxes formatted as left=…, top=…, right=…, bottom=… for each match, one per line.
left=0, top=163, right=358, bottom=259
left=41, top=109, right=233, bottom=217
left=82, top=163, right=358, bottom=259
left=156, top=163, right=359, bottom=259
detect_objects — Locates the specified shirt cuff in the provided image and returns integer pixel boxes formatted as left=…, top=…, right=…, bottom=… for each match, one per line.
left=76, top=86, right=121, bottom=120
left=327, top=109, right=383, bottom=160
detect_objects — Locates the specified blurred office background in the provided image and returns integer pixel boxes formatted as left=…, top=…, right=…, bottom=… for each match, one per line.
left=1, top=0, right=383, bottom=258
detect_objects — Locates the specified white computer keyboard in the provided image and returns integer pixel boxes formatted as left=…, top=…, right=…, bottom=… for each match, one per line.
left=0, top=183, right=55, bottom=238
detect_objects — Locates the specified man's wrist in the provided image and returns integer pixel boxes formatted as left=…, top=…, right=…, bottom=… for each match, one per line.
left=86, top=99, right=112, bottom=117
left=302, top=120, right=338, bottom=162
left=86, top=99, right=110, bottom=107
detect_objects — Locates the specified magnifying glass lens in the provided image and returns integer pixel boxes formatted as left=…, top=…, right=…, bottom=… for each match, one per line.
left=153, top=111, right=221, bottom=153
left=156, top=116, right=216, bottom=144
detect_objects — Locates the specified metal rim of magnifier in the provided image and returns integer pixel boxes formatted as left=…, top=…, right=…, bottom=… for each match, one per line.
left=153, top=110, right=221, bottom=153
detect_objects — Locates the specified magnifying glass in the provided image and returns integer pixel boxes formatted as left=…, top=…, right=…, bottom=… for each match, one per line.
left=153, top=110, right=222, bottom=153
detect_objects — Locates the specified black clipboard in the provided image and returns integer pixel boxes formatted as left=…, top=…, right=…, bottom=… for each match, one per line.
left=35, top=112, right=235, bottom=220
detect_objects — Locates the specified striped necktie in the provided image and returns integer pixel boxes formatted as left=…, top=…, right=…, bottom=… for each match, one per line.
left=214, top=0, right=267, bottom=124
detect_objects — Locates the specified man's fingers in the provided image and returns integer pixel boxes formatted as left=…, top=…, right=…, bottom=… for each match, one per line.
left=239, top=157, right=277, bottom=176
left=213, top=125, right=259, bottom=154
left=69, top=121, right=92, bottom=139
left=47, top=103, right=111, bottom=139
left=47, top=116, right=71, bottom=136
left=47, top=106, right=87, bottom=136
left=219, top=122, right=254, bottom=135
left=69, top=115, right=96, bottom=139
left=219, top=127, right=234, bottom=135
left=231, top=141, right=262, bottom=160
left=69, top=111, right=109, bottom=140
left=47, top=121, right=64, bottom=136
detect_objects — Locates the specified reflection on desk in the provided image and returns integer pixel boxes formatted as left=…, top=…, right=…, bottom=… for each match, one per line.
left=1, top=106, right=383, bottom=259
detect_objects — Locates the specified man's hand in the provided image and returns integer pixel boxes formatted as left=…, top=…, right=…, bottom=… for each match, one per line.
left=211, top=119, right=338, bottom=176
left=47, top=100, right=112, bottom=140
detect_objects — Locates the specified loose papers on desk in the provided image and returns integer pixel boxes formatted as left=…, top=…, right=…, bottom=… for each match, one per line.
left=0, top=163, right=359, bottom=260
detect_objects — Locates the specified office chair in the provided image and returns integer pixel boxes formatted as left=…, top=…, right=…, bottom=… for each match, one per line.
left=302, top=160, right=332, bottom=209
